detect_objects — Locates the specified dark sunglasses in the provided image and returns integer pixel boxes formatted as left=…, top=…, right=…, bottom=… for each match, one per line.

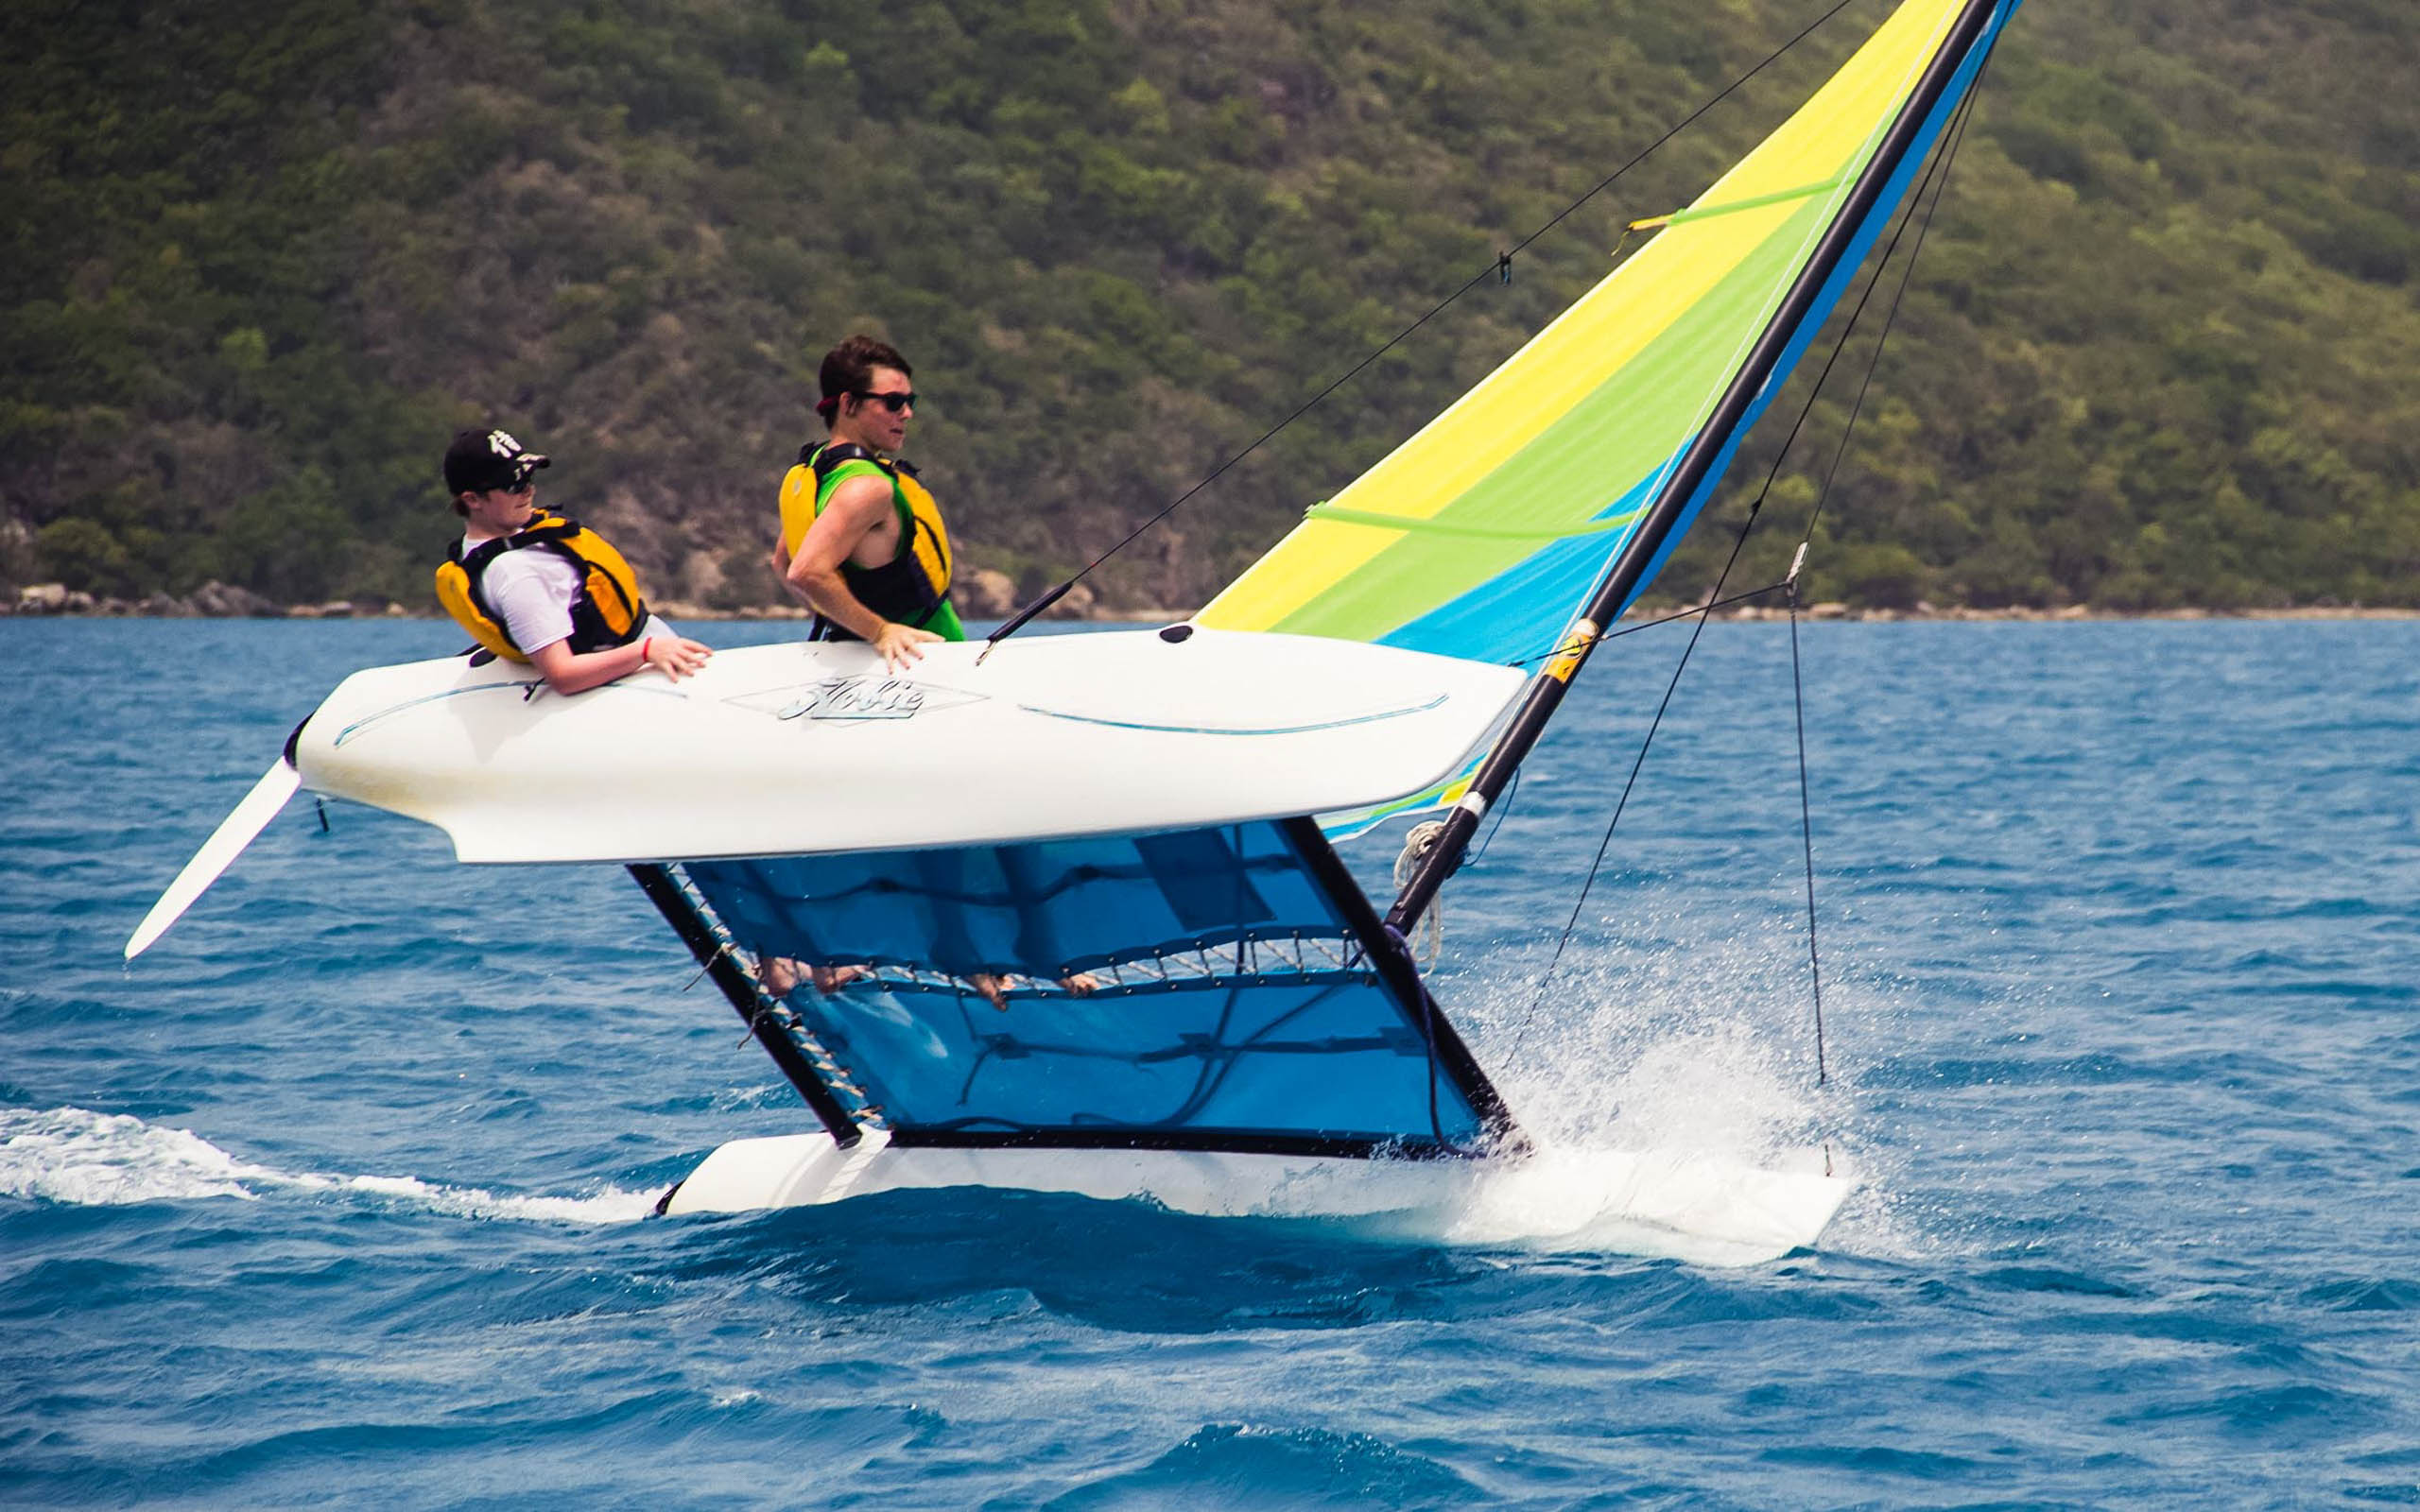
left=853, top=388, right=917, bottom=413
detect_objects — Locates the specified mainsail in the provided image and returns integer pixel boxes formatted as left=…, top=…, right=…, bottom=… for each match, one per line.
left=1198, top=0, right=2018, bottom=844
left=1199, top=0, right=2018, bottom=671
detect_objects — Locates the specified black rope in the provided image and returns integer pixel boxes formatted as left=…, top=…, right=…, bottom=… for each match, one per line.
left=981, top=0, right=1870, bottom=653
left=1777, top=70, right=1989, bottom=1087
left=1462, top=766, right=1521, bottom=868
left=1788, top=576, right=1827, bottom=1086
left=1798, top=54, right=1989, bottom=554
left=1504, top=516, right=1761, bottom=1065
left=1496, top=64, right=1987, bottom=1066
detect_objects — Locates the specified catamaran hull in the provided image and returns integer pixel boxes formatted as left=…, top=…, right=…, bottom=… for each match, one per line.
left=291, top=628, right=1525, bottom=864
left=661, top=1133, right=1856, bottom=1266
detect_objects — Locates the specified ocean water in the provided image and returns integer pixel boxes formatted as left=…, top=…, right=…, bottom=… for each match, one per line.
left=4, top=616, right=2417, bottom=1508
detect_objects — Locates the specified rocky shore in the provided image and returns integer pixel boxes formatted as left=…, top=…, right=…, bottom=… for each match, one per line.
left=9, top=578, right=2412, bottom=624
left=1713, top=601, right=2420, bottom=623
left=9, top=580, right=410, bottom=619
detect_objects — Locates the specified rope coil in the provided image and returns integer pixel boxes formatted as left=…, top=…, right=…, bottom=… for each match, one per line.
left=1392, top=819, right=1449, bottom=966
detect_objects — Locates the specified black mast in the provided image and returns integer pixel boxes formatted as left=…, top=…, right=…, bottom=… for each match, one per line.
left=1385, top=0, right=2008, bottom=939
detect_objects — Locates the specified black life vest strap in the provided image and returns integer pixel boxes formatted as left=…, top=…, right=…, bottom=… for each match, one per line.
left=796, top=444, right=942, bottom=639
left=803, top=441, right=925, bottom=484
left=451, top=519, right=586, bottom=619
left=451, top=516, right=643, bottom=652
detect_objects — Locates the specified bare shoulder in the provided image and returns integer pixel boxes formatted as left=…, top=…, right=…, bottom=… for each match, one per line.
left=798, top=470, right=901, bottom=570
left=821, top=472, right=894, bottom=524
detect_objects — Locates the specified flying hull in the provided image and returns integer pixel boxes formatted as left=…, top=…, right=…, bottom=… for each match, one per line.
left=292, top=627, right=1528, bottom=864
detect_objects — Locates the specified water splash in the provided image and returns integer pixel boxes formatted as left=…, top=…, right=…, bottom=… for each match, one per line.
left=1366, top=935, right=1860, bottom=1263
left=1462, top=935, right=1831, bottom=1134
left=0, top=1106, right=657, bottom=1224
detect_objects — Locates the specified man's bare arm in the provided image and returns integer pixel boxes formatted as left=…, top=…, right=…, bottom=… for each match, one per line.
left=784, top=475, right=942, bottom=670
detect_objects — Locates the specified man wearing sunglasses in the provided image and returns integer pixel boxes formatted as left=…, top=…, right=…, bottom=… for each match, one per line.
left=437, top=426, right=713, bottom=696
left=773, top=335, right=962, bottom=671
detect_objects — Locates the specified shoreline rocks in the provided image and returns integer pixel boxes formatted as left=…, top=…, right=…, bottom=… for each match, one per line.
left=9, top=578, right=2417, bottom=625
left=8, top=581, right=412, bottom=619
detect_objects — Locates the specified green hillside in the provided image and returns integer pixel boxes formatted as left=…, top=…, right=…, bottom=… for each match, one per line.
left=5, top=0, right=2417, bottom=614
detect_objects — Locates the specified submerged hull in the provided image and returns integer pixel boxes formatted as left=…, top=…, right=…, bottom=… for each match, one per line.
left=662, top=1132, right=1855, bottom=1266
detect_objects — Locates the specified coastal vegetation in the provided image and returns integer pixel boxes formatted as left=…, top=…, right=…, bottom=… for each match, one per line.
left=5, top=0, right=2418, bottom=614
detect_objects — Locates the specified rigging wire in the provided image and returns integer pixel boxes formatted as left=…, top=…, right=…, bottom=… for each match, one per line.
left=1499, top=507, right=1760, bottom=1068
left=1786, top=72, right=1991, bottom=1085
left=1500, top=579, right=1796, bottom=670
left=1495, top=74, right=1986, bottom=1069
left=980, top=0, right=1871, bottom=654
left=1788, top=575, right=1827, bottom=1085
left=1797, top=50, right=1993, bottom=556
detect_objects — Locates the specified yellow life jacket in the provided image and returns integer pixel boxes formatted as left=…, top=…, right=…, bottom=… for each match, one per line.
left=776, top=442, right=955, bottom=632
left=434, top=511, right=647, bottom=662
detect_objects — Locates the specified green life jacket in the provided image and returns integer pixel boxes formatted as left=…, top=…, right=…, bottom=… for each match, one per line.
left=776, top=442, right=962, bottom=642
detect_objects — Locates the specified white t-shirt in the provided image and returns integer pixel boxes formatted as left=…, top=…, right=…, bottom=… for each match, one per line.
left=463, top=535, right=677, bottom=655
left=472, top=538, right=582, bottom=655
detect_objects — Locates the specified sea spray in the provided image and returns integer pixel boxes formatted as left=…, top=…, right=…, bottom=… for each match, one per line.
left=1455, top=925, right=1833, bottom=1156
left=1385, top=932, right=1868, bottom=1263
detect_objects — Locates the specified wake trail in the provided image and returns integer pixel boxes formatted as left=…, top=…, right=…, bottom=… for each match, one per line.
left=0, top=1106, right=657, bottom=1224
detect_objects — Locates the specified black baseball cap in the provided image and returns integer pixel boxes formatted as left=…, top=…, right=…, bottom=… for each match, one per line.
left=443, top=428, right=550, bottom=495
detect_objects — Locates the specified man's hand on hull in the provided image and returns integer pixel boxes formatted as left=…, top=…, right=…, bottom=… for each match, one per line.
left=873, top=621, right=942, bottom=672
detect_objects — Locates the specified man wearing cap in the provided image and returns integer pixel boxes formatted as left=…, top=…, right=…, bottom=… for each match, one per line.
left=437, top=427, right=712, bottom=696
left=771, top=335, right=961, bottom=672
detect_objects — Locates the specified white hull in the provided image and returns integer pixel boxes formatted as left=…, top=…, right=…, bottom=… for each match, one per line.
left=663, top=1132, right=1855, bottom=1266
left=293, top=628, right=1524, bottom=864
left=130, top=627, right=1521, bottom=956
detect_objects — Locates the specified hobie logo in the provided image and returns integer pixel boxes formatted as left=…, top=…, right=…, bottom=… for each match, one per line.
left=726, top=676, right=981, bottom=726
left=777, top=677, right=925, bottom=721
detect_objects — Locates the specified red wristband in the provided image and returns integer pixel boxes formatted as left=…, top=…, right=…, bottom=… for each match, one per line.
left=640, top=637, right=655, bottom=663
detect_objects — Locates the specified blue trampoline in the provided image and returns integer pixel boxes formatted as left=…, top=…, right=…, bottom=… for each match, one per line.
left=656, top=819, right=1512, bottom=1157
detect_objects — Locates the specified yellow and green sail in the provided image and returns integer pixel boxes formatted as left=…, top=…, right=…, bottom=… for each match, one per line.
left=1199, top=0, right=2019, bottom=672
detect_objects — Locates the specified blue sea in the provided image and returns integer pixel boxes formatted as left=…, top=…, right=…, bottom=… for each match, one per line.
left=5, top=616, right=2418, bottom=1508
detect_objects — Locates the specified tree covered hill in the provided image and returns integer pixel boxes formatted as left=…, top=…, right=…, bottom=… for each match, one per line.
left=4, top=0, right=2417, bottom=615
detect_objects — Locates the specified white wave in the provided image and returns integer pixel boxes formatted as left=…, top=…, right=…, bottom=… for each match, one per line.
left=273, top=1171, right=661, bottom=1225
left=0, top=1106, right=656, bottom=1224
left=1433, top=1143, right=1854, bottom=1267
left=0, top=1105, right=268, bottom=1205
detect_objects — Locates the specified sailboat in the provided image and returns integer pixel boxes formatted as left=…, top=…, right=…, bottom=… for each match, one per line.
left=127, top=0, right=2021, bottom=1262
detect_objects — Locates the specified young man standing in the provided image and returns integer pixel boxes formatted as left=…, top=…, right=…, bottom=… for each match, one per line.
left=773, top=336, right=961, bottom=671
left=437, top=427, right=712, bottom=696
